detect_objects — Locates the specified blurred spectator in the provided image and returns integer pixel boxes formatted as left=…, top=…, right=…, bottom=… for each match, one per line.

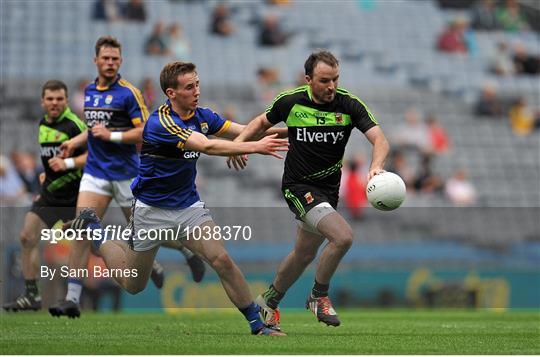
left=513, top=43, right=540, bottom=75
left=489, top=42, right=515, bottom=76
left=254, top=66, right=281, bottom=107
left=10, top=150, right=41, bottom=196
left=167, top=23, right=191, bottom=59
left=140, top=77, right=156, bottom=112
left=267, top=0, right=292, bottom=5
left=471, top=0, right=500, bottom=31
left=425, top=114, right=451, bottom=155
left=258, top=14, right=289, bottom=47
left=0, top=154, right=30, bottom=205
left=445, top=169, right=477, bottom=206
left=145, top=22, right=169, bottom=56
left=392, top=107, right=429, bottom=153
left=414, top=154, right=444, bottom=194
left=437, top=18, right=469, bottom=54
left=509, top=97, right=537, bottom=136
left=386, top=150, right=415, bottom=191
left=123, top=0, right=146, bottom=22
left=92, top=0, right=122, bottom=22
left=495, top=0, right=529, bottom=32
left=340, top=155, right=367, bottom=220
left=475, top=83, right=504, bottom=117
left=210, top=3, right=234, bottom=37
left=72, top=78, right=89, bottom=119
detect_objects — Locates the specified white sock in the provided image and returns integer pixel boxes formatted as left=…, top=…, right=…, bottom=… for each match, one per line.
left=179, top=246, right=194, bottom=259
left=66, top=279, right=83, bottom=304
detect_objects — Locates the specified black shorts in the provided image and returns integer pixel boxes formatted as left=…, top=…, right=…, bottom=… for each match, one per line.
left=30, top=195, right=77, bottom=228
left=282, top=183, right=339, bottom=220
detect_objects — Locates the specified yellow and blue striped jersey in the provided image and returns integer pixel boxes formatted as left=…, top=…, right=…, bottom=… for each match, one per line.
left=131, top=100, right=230, bottom=209
left=84, top=75, right=148, bottom=180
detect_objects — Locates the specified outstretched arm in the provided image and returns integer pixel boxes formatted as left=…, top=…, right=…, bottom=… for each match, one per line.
left=364, top=126, right=390, bottom=180
left=225, top=113, right=283, bottom=170
left=216, top=120, right=287, bottom=141
left=233, top=113, right=275, bottom=142
left=184, top=131, right=288, bottom=158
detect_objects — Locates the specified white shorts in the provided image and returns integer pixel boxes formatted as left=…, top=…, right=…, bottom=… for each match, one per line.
left=129, top=200, right=213, bottom=252
left=299, top=202, right=335, bottom=236
left=79, top=173, right=134, bottom=207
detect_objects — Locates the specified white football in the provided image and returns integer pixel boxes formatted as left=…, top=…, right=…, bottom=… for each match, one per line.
left=366, top=171, right=406, bottom=211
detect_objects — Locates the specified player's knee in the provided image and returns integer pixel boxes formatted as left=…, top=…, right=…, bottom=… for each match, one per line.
left=210, top=251, right=234, bottom=272
left=334, top=230, right=353, bottom=251
left=20, top=229, right=38, bottom=248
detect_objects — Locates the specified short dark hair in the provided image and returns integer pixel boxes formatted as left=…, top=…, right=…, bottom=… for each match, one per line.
left=41, top=79, right=68, bottom=98
left=160, top=61, right=197, bottom=95
left=95, top=36, right=122, bottom=56
left=304, top=50, right=339, bottom=77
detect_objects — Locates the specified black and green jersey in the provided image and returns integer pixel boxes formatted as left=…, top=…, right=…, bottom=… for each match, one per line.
left=38, top=107, right=87, bottom=205
left=266, top=85, right=377, bottom=189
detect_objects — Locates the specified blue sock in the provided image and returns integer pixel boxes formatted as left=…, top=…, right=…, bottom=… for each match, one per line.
left=239, top=302, right=264, bottom=333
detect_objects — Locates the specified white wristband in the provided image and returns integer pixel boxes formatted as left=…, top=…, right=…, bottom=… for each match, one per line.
left=110, top=131, right=123, bottom=142
left=63, top=158, right=75, bottom=169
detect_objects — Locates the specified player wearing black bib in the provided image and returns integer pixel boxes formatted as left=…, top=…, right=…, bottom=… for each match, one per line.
left=3, top=80, right=87, bottom=312
left=231, top=50, right=390, bottom=331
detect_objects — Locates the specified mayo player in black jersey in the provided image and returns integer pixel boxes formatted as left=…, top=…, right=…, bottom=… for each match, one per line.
left=231, top=50, right=390, bottom=330
left=3, top=80, right=87, bottom=312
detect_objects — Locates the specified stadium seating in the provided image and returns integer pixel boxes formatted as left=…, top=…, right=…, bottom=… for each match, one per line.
left=1, top=0, right=538, bottom=253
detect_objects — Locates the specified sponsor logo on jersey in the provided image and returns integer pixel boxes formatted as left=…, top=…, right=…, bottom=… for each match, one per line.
left=200, top=122, right=208, bottom=134
left=296, top=128, right=345, bottom=144
left=183, top=151, right=200, bottom=160
left=85, top=110, right=113, bottom=127
left=40, top=146, right=62, bottom=157
left=304, top=192, right=314, bottom=204
left=105, top=95, right=113, bottom=105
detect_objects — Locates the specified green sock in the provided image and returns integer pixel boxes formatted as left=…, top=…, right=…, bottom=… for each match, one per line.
left=262, top=284, right=285, bottom=309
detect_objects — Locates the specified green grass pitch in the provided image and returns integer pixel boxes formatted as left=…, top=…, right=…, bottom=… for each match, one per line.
left=1, top=309, right=538, bottom=354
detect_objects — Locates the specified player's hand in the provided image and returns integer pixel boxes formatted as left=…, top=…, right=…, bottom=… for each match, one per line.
left=48, top=157, right=67, bottom=172
left=256, top=134, right=289, bottom=159
left=227, top=155, right=248, bottom=170
left=91, top=124, right=112, bottom=141
left=38, top=173, right=46, bottom=185
left=367, top=168, right=385, bottom=181
left=59, top=139, right=76, bottom=158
